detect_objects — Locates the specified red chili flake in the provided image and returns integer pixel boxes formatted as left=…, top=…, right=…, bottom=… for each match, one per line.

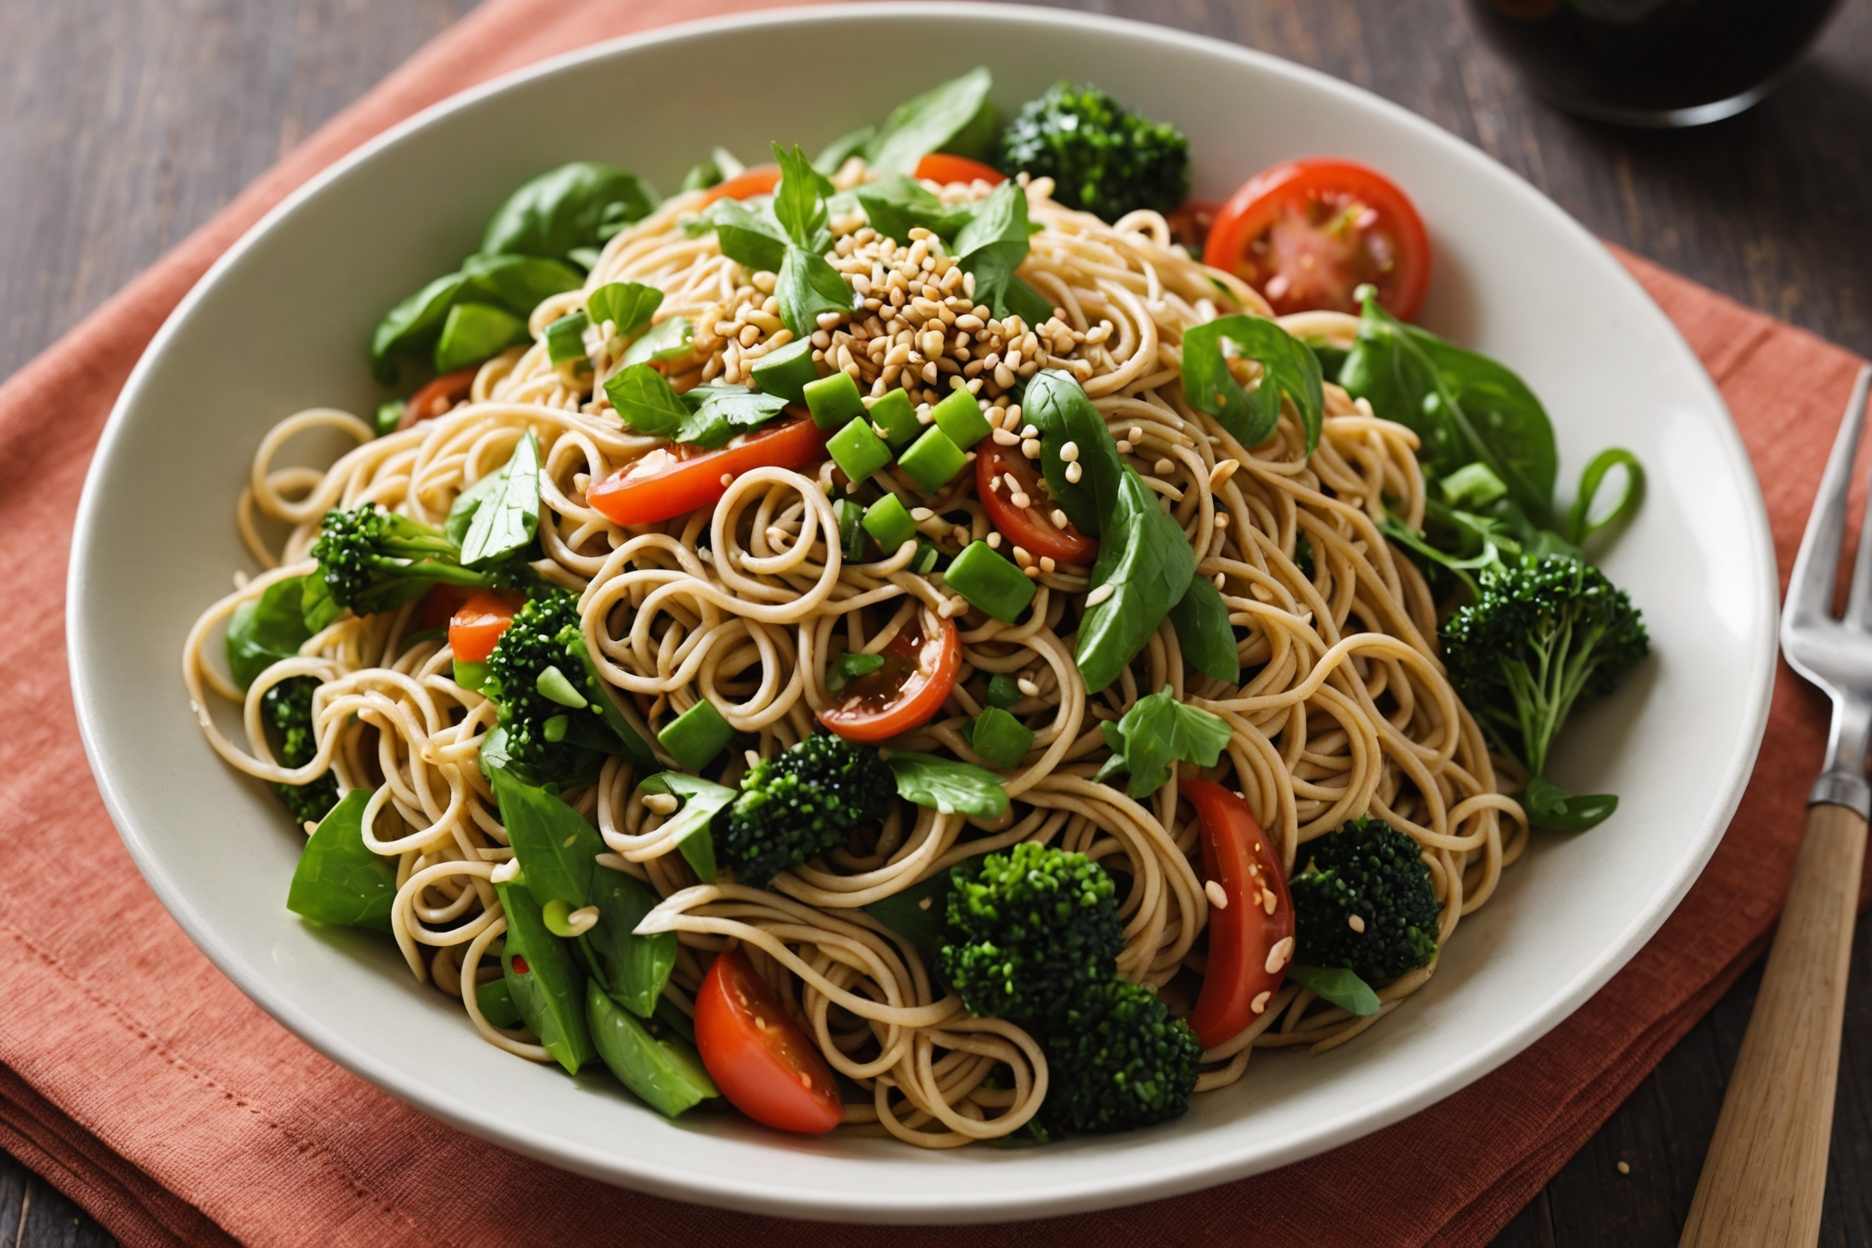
left=510, top=954, right=531, bottom=975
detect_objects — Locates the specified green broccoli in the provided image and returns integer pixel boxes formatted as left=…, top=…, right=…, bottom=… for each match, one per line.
left=482, top=589, right=630, bottom=789
left=995, top=83, right=1191, bottom=221
left=1038, top=978, right=1200, bottom=1134
left=1290, top=818, right=1439, bottom=984
left=263, top=677, right=339, bottom=825
left=941, top=842, right=1123, bottom=1021
left=310, top=503, right=510, bottom=617
left=720, top=734, right=894, bottom=886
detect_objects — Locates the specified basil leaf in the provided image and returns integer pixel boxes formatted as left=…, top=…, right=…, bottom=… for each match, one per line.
left=226, top=575, right=313, bottom=689
left=620, top=317, right=695, bottom=367
left=459, top=252, right=584, bottom=317
left=1022, top=370, right=1122, bottom=535
left=866, top=67, right=997, bottom=174
left=480, top=162, right=657, bottom=260
left=1182, top=314, right=1325, bottom=453
left=673, top=385, right=789, bottom=449
left=771, top=143, right=834, bottom=249
left=777, top=245, right=859, bottom=337
left=1093, top=688, right=1230, bottom=798
left=583, top=868, right=676, bottom=1018
left=433, top=302, right=527, bottom=372
left=489, top=764, right=604, bottom=907
left=370, top=272, right=466, bottom=380
left=1002, top=275, right=1056, bottom=327
left=446, top=453, right=515, bottom=546
left=475, top=977, right=523, bottom=1028
left=1170, top=577, right=1240, bottom=684
left=885, top=752, right=1009, bottom=819
left=587, top=281, right=663, bottom=337
left=496, top=877, right=594, bottom=1074
left=854, top=173, right=973, bottom=243
left=1288, top=964, right=1380, bottom=1017
left=814, top=124, right=876, bottom=175
left=1521, top=774, right=1619, bottom=831
left=285, top=790, right=394, bottom=931
left=952, top=180, right=1040, bottom=320
left=1075, top=468, right=1197, bottom=692
left=567, top=246, right=602, bottom=271
left=604, top=363, right=688, bottom=438
left=639, top=772, right=729, bottom=882
left=706, top=197, right=790, bottom=273
left=459, top=432, right=540, bottom=567
left=862, top=871, right=952, bottom=964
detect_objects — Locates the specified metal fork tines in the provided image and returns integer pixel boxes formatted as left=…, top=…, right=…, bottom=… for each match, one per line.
left=1783, top=364, right=1872, bottom=815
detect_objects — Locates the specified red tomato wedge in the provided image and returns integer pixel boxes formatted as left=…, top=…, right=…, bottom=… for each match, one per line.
left=401, top=366, right=478, bottom=428
left=1183, top=779, right=1295, bottom=1050
left=588, top=417, right=827, bottom=527
left=1167, top=199, right=1220, bottom=255
left=415, top=585, right=473, bottom=633
left=976, top=443, right=1097, bottom=566
left=1205, top=158, right=1431, bottom=320
left=695, top=950, right=843, bottom=1135
left=698, top=164, right=781, bottom=207
left=914, top=153, right=1006, bottom=185
left=448, top=589, right=523, bottom=663
left=818, top=615, right=960, bottom=743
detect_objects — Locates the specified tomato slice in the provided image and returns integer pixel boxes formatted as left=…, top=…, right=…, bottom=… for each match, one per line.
left=448, top=589, right=523, bottom=662
left=1167, top=199, right=1220, bottom=255
left=695, top=950, right=843, bottom=1135
left=415, top=585, right=472, bottom=633
left=1205, top=158, right=1431, bottom=320
left=588, top=416, right=827, bottom=527
left=818, top=615, right=960, bottom=743
left=1183, top=779, right=1295, bottom=1050
left=976, top=443, right=1097, bottom=566
left=698, top=164, right=781, bottom=207
left=401, top=366, right=478, bottom=429
left=914, top=153, right=1006, bottom=185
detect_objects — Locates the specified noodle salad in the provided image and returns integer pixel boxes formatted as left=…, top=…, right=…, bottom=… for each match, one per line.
left=184, top=70, right=1649, bottom=1146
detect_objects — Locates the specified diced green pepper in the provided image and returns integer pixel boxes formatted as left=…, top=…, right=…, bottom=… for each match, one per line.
left=944, top=540, right=1035, bottom=622
left=868, top=388, right=921, bottom=446
left=898, top=427, right=967, bottom=493
left=971, top=706, right=1035, bottom=768
left=453, top=659, right=489, bottom=693
left=658, top=700, right=734, bottom=771
left=804, top=369, right=866, bottom=431
left=862, top=493, right=917, bottom=551
left=829, top=418, right=892, bottom=485
left=931, top=389, right=991, bottom=449
left=751, top=338, right=819, bottom=404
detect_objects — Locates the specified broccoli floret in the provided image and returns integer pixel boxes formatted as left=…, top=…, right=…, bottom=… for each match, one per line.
left=1039, top=978, right=1200, bottom=1134
left=996, top=83, right=1191, bottom=221
left=721, top=734, right=894, bottom=886
left=1290, top=818, right=1439, bottom=984
left=482, top=589, right=620, bottom=789
left=263, top=676, right=339, bottom=825
left=1441, top=554, right=1649, bottom=781
left=941, top=842, right=1123, bottom=1021
left=310, top=503, right=508, bottom=616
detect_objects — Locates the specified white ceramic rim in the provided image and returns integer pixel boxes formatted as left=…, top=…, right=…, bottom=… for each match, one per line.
left=67, top=2, right=1780, bottom=1222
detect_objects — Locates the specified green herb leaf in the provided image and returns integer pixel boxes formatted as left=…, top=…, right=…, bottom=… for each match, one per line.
left=434, top=302, right=528, bottom=372
left=638, top=772, right=731, bottom=882
left=952, top=180, right=1041, bottom=321
left=1287, top=964, right=1381, bottom=1016
left=771, top=143, right=834, bottom=249
left=884, top=752, right=1009, bottom=819
left=459, top=252, right=585, bottom=316
left=226, top=575, right=314, bottom=689
left=814, top=125, right=877, bottom=175
left=1521, top=774, right=1619, bottom=831
left=866, top=67, right=997, bottom=174
left=1169, top=577, right=1240, bottom=684
left=488, top=764, right=604, bottom=907
left=544, top=312, right=590, bottom=365
left=672, top=384, right=790, bottom=449
left=496, top=877, right=594, bottom=1074
left=1075, top=468, right=1197, bottom=692
left=854, top=173, right=973, bottom=242
left=705, top=197, right=790, bottom=273
left=583, top=868, right=676, bottom=1018
left=1094, top=688, right=1231, bottom=797
left=620, top=317, right=695, bottom=367
left=285, top=790, right=395, bottom=931
left=480, top=162, right=657, bottom=260
left=458, top=432, right=541, bottom=567
left=777, top=245, right=859, bottom=337
left=370, top=272, right=467, bottom=380
left=1022, top=369, right=1122, bottom=535
left=1182, top=314, right=1325, bottom=453
left=447, top=450, right=517, bottom=546
left=604, top=363, right=689, bottom=438
left=587, top=281, right=663, bottom=338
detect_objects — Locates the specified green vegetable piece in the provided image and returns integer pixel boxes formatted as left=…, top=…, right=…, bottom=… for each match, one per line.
left=488, top=765, right=604, bottom=908
left=587, top=281, right=663, bottom=338
left=658, top=700, right=735, bottom=772
left=931, top=389, right=990, bottom=449
left=970, top=707, right=1034, bottom=769
left=374, top=400, right=406, bottom=437
left=542, top=714, right=570, bottom=743
left=943, top=842, right=1118, bottom=1020
left=909, top=540, right=942, bottom=573
left=475, top=976, right=523, bottom=1028
left=706, top=197, right=791, bottom=273
left=997, top=82, right=1191, bottom=222
left=1441, top=461, right=1508, bottom=509
left=535, top=664, right=588, bottom=709
left=815, top=125, right=876, bottom=175
left=1169, top=577, right=1240, bottom=684
left=861, top=493, right=916, bottom=551
left=897, top=426, right=967, bottom=493
left=495, top=878, right=594, bottom=1074
left=804, top=369, right=866, bottom=431
left=862, top=871, right=951, bottom=964
left=834, top=497, right=870, bottom=561
left=639, top=772, right=733, bottom=882
left=458, top=432, right=541, bottom=568
left=544, top=312, right=589, bottom=364
left=828, top=417, right=892, bottom=485
left=827, top=651, right=886, bottom=693
left=867, top=67, right=997, bottom=174
left=371, top=272, right=467, bottom=380
left=605, top=363, right=689, bottom=438
left=854, top=173, right=974, bottom=242
left=453, top=658, right=488, bottom=692
left=1181, top=314, right=1325, bottom=453
left=480, top=161, right=656, bottom=260
left=542, top=897, right=580, bottom=937
left=943, top=541, right=1034, bottom=623
left=586, top=980, right=718, bottom=1117
left=1040, top=978, right=1199, bottom=1133
left=985, top=674, right=1022, bottom=709
left=1093, top=688, right=1231, bottom=798
left=750, top=337, right=819, bottom=404
left=226, top=575, right=313, bottom=689
left=584, top=867, right=676, bottom=1017
left=434, top=302, right=527, bottom=373
left=884, top=751, right=1009, bottom=819
left=1290, top=818, right=1439, bottom=984
left=722, top=737, right=894, bottom=885
left=286, top=790, right=394, bottom=931
left=673, top=384, right=789, bottom=449
left=867, top=388, right=920, bottom=446
left=619, top=317, right=694, bottom=367
left=1076, top=468, right=1197, bottom=692
left=1287, top=964, right=1381, bottom=1017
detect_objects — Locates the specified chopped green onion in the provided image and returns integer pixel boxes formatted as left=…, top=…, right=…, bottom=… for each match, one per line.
left=834, top=497, right=870, bottom=560
left=931, top=389, right=990, bottom=449
left=544, top=311, right=590, bottom=364
left=658, top=700, right=734, bottom=771
left=543, top=713, right=570, bottom=743
left=542, top=898, right=580, bottom=937
left=453, top=659, right=489, bottom=693
left=750, top=338, right=819, bottom=404
left=536, top=664, right=588, bottom=709
left=909, top=540, right=943, bottom=573
left=868, top=388, right=921, bottom=446
left=1441, top=461, right=1508, bottom=509
left=804, top=370, right=866, bottom=431
left=970, top=707, right=1034, bottom=768
left=374, top=400, right=406, bottom=437
left=827, top=650, right=886, bottom=693
left=829, top=418, right=892, bottom=485
left=862, top=493, right=917, bottom=550
left=897, top=427, right=967, bottom=492
left=986, top=673, right=1022, bottom=708
left=943, top=541, right=1035, bottom=622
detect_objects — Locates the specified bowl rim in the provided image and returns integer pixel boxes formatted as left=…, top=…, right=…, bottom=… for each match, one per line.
left=66, top=0, right=1780, bottom=1222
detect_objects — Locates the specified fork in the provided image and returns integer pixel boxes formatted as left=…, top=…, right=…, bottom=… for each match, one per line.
left=1682, top=365, right=1872, bottom=1247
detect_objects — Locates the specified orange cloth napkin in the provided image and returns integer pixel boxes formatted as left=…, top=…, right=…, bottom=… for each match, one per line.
left=1, top=2, right=1863, bottom=1244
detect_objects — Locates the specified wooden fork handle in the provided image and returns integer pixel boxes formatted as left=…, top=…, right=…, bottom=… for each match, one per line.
left=1681, top=801, right=1866, bottom=1247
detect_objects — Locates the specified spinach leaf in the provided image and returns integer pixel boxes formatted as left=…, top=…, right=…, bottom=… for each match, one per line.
left=620, top=317, right=695, bottom=367
left=638, top=772, right=729, bottom=882
left=604, top=363, right=689, bottom=438
left=299, top=571, right=341, bottom=633
left=459, top=432, right=540, bottom=567
left=673, top=385, right=789, bottom=448
left=585, top=979, right=718, bottom=1117
left=558, top=628, right=657, bottom=768
left=226, top=575, right=313, bottom=689
left=583, top=867, right=676, bottom=1018
left=884, top=752, right=1009, bottom=820
left=587, top=281, right=663, bottom=337
left=496, top=877, right=594, bottom=1074
left=1075, top=468, right=1197, bottom=692
left=777, top=246, right=860, bottom=337
left=480, top=162, right=657, bottom=260
left=952, top=180, right=1041, bottom=320
left=1022, top=369, right=1122, bottom=535
left=862, top=871, right=952, bottom=964
left=1287, top=964, right=1380, bottom=1017
left=1092, top=688, right=1231, bottom=797
left=1521, top=775, right=1619, bottom=831
left=706, top=197, right=790, bottom=273
left=370, top=272, right=467, bottom=380
left=1169, top=577, right=1239, bottom=684
left=771, top=143, right=834, bottom=248
left=866, top=67, right=997, bottom=174
left=854, top=173, right=973, bottom=242
left=475, top=977, right=523, bottom=1028
left=1182, top=314, right=1325, bottom=452
left=489, top=765, right=604, bottom=907
left=434, top=302, right=527, bottom=372
left=459, top=252, right=584, bottom=316
left=285, top=790, right=395, bottom=931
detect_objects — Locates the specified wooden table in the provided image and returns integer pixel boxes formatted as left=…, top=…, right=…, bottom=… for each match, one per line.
left=3, top=1, right=1869, bottom=1243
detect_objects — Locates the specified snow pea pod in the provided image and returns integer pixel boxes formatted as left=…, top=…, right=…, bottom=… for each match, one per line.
left=585, top=980, right=718, bottom=1118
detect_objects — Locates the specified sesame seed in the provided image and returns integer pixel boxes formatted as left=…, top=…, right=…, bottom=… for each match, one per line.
left=1017, top=676, right=1040, bottom=697
left=986, top=532, right=1003, bottom=549
left=1209, top=458, right=1241, bottom=489
left=1128, top=425, right=1143, bottom=443
left=1009, top=490, right=1032, bottom=510
left=1266, top=936, right=1294, bottom=975
left=1050, top=508, right=1070, bottom=529
left=719, top=472, right=734, bottom=487
left=1215, top=514, right=1230, bottom=530
left=1251, top=990, right=1271, bottom=1015
left=1214, top=572, right=1227, bottom=590
left=1020, top=438, right=1042, bottom=460
left=1039, top=556, right=1056, bottom=574
left=1617, top=1161, right=1631, bottom=1176
left=991, top=427, right=1020, bottom=447
left=1085, top=582, right=1114, bottom=607
left=1205, top=880, right=1228, bottom=909
left=1116, top=439, right=1133, bottom=454
left=1064, top=462, right=1083, bottom=485
left=1060, top=440, right=1079, bottom=464
left=1348, top=914, right=1367, bottom=933
left=1261, top=888, right=1277, bottom=914
left=1020, top=424, right=1039, bottom=439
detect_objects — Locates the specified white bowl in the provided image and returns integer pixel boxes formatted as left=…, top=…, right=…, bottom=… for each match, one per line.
left=67, top=3, right=1777, bottom=1224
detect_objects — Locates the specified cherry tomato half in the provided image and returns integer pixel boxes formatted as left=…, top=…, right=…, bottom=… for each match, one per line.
left=588, top=416, right=827, bottom=528
left=913, top=153, right=1006, bottom=185
left=401, top=366, right=478, bottom=428
left=1183, top=778, right=1295, bottom=1050
left=1205, top=158, right=1431, bottom=320
left=695, top=950, right=844, bottom=1135
left=1167, top=199, right=1220, bottom=255
left=976, top=443, right=1097, bottom=566
left=818, top=615, right=960, bottom=743
left=414, top=584, right=473, bottom=633
left=698, top=164, right=781, bottom=207
left=448, top=589, right=523, bottom=663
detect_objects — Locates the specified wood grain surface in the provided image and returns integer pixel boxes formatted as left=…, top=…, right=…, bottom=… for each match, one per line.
left=2, top=1, right=1870, bottom=1244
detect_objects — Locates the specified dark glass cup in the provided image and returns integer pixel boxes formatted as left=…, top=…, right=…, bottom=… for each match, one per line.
left=1463, top=0, right=1844, bottom=127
